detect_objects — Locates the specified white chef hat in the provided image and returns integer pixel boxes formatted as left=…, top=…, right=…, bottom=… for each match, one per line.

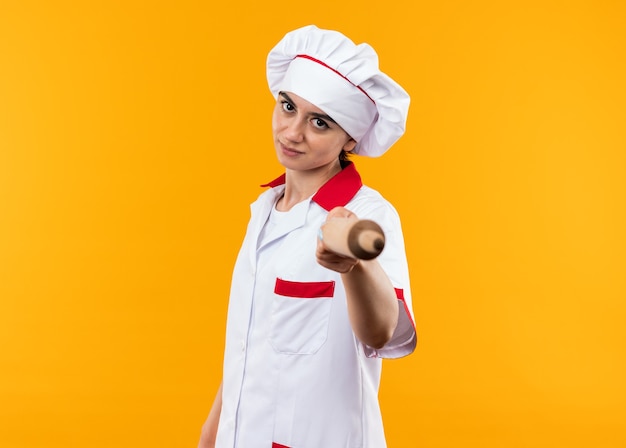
left=266, top=25, right=410, bottom=157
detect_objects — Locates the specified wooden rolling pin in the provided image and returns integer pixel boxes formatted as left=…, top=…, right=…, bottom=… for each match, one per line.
left=319, top=218, right=386, bottom=260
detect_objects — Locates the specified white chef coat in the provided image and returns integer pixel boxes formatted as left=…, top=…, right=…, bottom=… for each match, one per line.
left=215, top=162, right=416, bottom=448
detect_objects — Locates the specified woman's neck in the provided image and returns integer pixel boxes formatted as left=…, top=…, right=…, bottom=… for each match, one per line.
left=277, top=162, right=342, bottom=211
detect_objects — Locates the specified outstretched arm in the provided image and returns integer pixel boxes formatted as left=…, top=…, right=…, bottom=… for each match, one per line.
left=316, top=207, right=399, bottom=349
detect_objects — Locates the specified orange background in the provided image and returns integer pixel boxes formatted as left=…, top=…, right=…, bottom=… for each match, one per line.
left=1, top=1, right=625, bottom=447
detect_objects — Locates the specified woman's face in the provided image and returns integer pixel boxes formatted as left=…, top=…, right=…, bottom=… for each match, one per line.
left=272, top=91, right=356, bottom=173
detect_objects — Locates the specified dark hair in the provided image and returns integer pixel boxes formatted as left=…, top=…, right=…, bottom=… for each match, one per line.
left=339, top=150, right=352, bottom=163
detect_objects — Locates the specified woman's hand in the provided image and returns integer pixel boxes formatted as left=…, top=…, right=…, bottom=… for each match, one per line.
left=316, top=207, right=360, bottom=273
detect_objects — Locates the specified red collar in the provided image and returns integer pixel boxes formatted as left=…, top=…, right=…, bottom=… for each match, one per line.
left=260, top=162, right=363, bottom=211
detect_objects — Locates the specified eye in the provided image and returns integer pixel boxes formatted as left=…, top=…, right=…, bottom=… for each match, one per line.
left=312, top=118, right=329, bottom=129
left=281, top=101, right=295, bottom=112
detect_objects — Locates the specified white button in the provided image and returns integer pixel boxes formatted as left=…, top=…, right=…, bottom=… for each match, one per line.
left=241, top=340, right=246, bottom=352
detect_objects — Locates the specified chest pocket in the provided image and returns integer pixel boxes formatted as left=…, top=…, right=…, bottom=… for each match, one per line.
left=269, top=278, right=335, bottom=355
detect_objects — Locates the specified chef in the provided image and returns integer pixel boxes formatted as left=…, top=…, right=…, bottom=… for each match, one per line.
left=199, top=24, right=417, bottom=448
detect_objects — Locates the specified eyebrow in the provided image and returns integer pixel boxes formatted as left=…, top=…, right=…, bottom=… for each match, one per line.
left=279, top=91, right=337, bottom=124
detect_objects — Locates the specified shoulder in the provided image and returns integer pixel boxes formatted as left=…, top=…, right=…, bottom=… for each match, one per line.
left=252, top=185, right=285, bottom=204
left=347, top=185, right=400, bottom=220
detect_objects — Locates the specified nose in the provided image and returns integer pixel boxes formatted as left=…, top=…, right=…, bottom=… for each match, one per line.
left=283, top=118, right=305, bottom=143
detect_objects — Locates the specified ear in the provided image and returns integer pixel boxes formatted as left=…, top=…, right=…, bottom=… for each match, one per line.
left=342, top=138, right=357, bottom=153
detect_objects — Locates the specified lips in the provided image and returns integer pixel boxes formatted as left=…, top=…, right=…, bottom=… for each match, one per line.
left=279, top=142, right=304, bottom=156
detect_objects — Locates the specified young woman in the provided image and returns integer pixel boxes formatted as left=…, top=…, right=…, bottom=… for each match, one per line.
left=198, top=25, right=416, bottom=448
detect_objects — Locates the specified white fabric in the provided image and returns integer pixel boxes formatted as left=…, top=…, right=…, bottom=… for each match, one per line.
left=267, top=25, right=410, bottom=157
left=215, top=182, right=416, bottom=448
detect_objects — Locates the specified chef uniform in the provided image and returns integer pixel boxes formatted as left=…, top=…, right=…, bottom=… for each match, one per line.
left=215, top=25, right=416, bottom=448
